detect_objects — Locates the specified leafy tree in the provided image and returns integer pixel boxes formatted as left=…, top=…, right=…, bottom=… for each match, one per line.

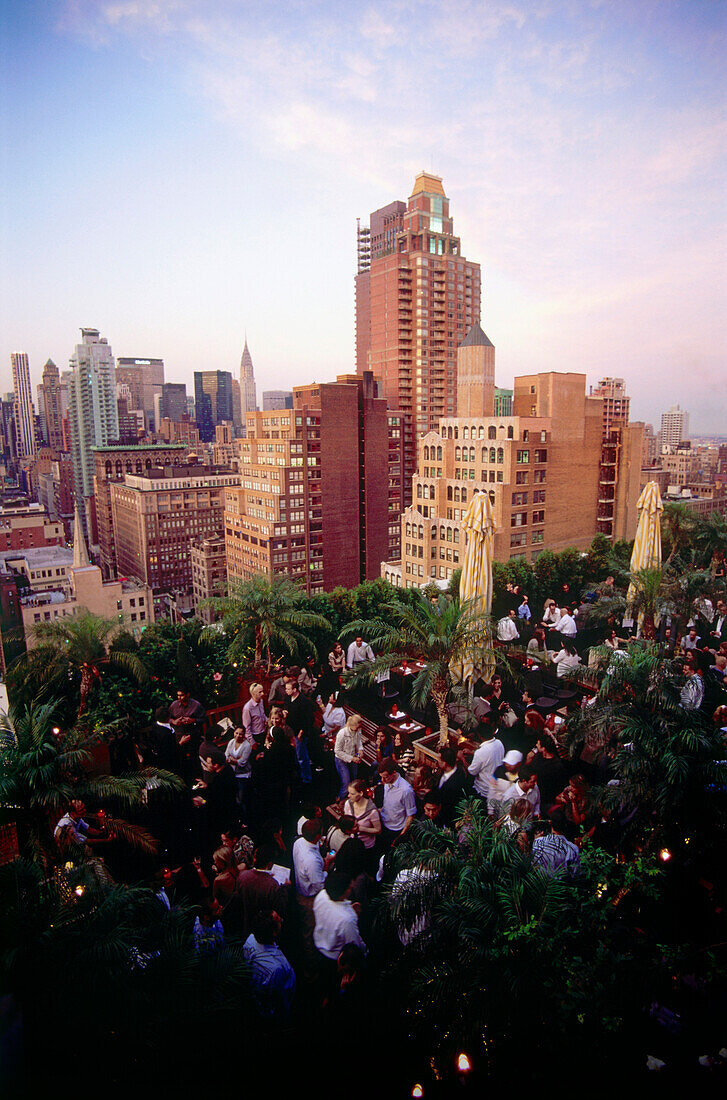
left=0, top=700, right=183, bottom=868
left=376, top=802, right=665, bottom=1083
left=210, top=573, right=332, bottom=671
left=341, top=592, right=492, bottom=745
left=19, top=612, right=148, bottom=719
left=0, top=869, right=254, bottom=1090
left=564, top=644, right=727, bottom=853
left=662, top=502, right=697, bottom=569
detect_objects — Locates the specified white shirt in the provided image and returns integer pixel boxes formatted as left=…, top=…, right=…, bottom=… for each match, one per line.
left=501, top=781, right=541, bottom=818
left=497, top=616, right=520, bottom=641
left=292, top=836, right=326, bottom=897
left=554, top=613, right=577, bottom=637
left=313, top=889, right=366, bottom=960
left=225, top=736, right=253, bottom=778
left=552, top=650, right=581, bottom=678
left=467, top=737, right=505, bottom=797
left=347, top=640, right=375, bottom=667
left=322, top=703, right=346, bottom=734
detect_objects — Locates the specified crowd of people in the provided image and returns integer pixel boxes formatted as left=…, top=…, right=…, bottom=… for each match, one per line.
left=50, top=583, right=727, bottom=1032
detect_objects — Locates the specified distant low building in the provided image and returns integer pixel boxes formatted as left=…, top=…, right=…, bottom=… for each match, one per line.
left=20, top=509, right=154, bottom=646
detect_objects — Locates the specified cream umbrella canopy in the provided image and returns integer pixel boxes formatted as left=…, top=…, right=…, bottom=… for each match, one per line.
left=626, top=480, right=664, bottom=634
left=459, top=491, right=497, bottom=684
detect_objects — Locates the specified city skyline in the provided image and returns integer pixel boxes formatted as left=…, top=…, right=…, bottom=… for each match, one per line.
left=1, top=1, right=725, bottom=432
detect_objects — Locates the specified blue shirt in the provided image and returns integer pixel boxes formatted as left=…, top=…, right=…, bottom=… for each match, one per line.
left=243, top=934, right=296, bottom=1019
left=518, top=603, right=531, bottom=621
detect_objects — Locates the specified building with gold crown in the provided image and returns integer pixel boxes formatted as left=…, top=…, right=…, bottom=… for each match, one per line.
left=356, top=172, right=482, bottom=506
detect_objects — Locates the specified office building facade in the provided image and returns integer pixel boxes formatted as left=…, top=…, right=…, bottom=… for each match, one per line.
left=11, top=353, right=36, bottom=460
left=226, top=371, right=399, bottom=595
left=194, top=371, right=233, bottom=442
left=67, top=329, right=120, bottom=534
left=356, top=174, right=481, bottom=504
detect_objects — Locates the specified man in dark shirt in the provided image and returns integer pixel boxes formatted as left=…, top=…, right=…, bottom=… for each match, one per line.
left=234, top=843, right=287, bottom=940
left=193, top=747, right=236, bottom=859
left=169, top=686, right=206, bottom=783
left=284, top=679, right=321, bottom=772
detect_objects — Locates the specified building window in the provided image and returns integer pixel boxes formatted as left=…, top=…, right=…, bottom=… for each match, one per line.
left=511, top=512, right=527, bottom=527
left=532, top=509, right=545, bottom=524
left=534, top=470, right=546, bottom=484
left=533, top=490, right=546, bottom=503
left=512, top=492, right=528, bottom=506
left=532, top=531, right=544, bottom=544
left=517, top=450, right=529, bottom=463
left=535, top=450, right=547, bottom=463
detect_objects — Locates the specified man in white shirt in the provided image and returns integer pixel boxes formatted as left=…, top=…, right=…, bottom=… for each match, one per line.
left=292, top=819, right=327, bottom=898
left=500, top=765, right=541, bottom=818
left=292, top=818, right=332, bottom=980
left=468, top=727, right=505, bottom=798
left=313, top=871, right=366, bottom=962
left=379, top=757, right=417, bottom=843
left=554, top=607, right=577, bottom=638
left=497, top=611, right=520, bottom=643
left=346, top=635, right=375, bottom=669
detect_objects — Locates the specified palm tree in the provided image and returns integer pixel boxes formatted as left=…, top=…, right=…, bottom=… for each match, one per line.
left=564, top=643, right=727, bottom=852
left=209, top=573, right=332, bottom=671
left=662, top=502, right=697, bottom=569
left=377, top=802, right=663, bottom=1084
left=341, top=592, right=493, bottom=746
left=626, top=565, right=664, bottom=640
left=0, top=699, right=184, bottom=868
left=27, top=612, right=148, bottom=718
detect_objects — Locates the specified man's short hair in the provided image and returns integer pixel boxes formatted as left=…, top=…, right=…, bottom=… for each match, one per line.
left=518, top=764, right=538, bottom=781
left=439, top=745, right=458, bottom=768
left=254, top=843, right=277, bottom=869
left=251, top=909, right=280, bottom=945
left=379, top=756, right=397, bottom=776
left=301, top=818, right=323, bottom=842
left=423, top=789, right=441, bottom=807
left=154, top=705, right=170, bottom=723
left=324, top=871, right=352, bottom=902
left=206, top=747, right=226, bottom=767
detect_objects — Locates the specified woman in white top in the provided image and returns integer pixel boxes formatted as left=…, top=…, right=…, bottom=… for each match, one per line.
left=551, top=640, right=582, bottom=678
left=320, top=692, right=346, bottom=735
left=225, top=727, right=253, bottom=817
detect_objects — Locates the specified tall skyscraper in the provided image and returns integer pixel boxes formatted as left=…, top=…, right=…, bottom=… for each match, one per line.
left=160, top=382, right=188, bottom=422
left=115, top=358, right=164, bottom=431
left=231, top=379, right=242, bottom=428
left=10, top=353, right=36, bottom=460
left=356, top=173, right=481, bottom=503
left=194, top=371, right=233, bottom=442
left=67, top=328, right=119, bottom=531
left=355, top=201, right=406, bottom=374
left=661, top=404, right=689, bottom=448
left=39, top=359, right=65, bottom=452
left=240, top=338, right=257, bottom=414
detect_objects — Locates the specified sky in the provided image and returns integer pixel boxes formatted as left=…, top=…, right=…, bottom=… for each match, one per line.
left=1, top=0, right=725, bottom=433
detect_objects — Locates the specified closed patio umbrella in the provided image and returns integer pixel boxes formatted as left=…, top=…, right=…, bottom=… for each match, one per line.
left=459, top=490, right=497, bottom=685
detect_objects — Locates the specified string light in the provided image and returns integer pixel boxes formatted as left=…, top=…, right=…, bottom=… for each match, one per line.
left=456, top=1053, right=472, bottom=1073
left=411, top=1087, right=424, bottom=1098
left=659, top=848, right=672, bottom=862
